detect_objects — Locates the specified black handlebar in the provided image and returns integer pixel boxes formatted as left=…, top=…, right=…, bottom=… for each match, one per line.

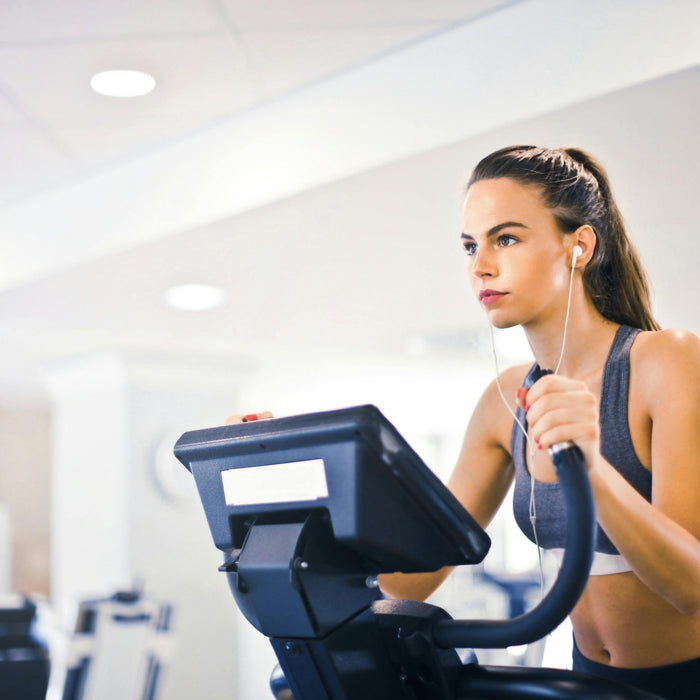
left=433, top=442, right=595, bottom=649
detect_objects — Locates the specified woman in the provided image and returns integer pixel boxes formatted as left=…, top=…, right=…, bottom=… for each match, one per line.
left=228, top=146, right=700, bottom=698
left=378, top=145, right=700, bottom=699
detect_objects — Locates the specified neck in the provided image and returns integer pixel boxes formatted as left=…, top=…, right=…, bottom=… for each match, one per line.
left=523, top=289, right=618, bottom=379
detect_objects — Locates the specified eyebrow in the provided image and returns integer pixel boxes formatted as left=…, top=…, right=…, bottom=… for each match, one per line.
left=461, top=221, right=529, bottom=240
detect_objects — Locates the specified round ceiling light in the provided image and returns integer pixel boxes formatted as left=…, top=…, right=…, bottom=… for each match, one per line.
left=90, top=69, right=156, bottom=97
left=163, top=284, right=228, bottom=312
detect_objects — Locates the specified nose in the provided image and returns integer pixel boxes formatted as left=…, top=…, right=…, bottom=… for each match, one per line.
left=470, top=246, right=495, bottom=279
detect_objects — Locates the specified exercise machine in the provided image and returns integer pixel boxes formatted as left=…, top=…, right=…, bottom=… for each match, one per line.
left=61, top=590, right=172, bottom=700
left=175, top=404, right=661, bottom=699
left=0, top=596, right=49, bottom=699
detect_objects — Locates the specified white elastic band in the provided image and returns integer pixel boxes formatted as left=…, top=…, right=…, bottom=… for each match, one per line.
left=548, top=549, right=632, bottom=576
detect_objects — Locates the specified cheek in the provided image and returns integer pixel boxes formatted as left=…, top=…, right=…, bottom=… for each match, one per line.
left=522, top=252, right=566, bottom=287
left=545, top=260, right=571, bottom=293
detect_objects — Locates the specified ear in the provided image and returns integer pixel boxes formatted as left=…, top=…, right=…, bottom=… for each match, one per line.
left=571, top=225, right=596, bottom=267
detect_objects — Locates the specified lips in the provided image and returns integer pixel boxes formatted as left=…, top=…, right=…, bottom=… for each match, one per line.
left=479, top=289, right=508, bottom=306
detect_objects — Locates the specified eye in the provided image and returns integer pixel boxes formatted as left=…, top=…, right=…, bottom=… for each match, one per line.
left=497, top=234, right=518, bottom=248
left=462, top=241, right=477, bottom=256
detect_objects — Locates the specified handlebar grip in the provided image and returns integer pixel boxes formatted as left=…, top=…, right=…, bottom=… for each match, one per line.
left=433, top=440, right=595, bottom=648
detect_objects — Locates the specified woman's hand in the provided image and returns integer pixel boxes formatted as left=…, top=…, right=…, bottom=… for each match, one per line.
left=225, top=411, right=274, bottom=425
left=517, top=374, right=600, bottom=471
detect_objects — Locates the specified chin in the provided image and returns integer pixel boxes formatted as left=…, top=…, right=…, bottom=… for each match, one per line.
left=487, top=315, right=519, bottom=330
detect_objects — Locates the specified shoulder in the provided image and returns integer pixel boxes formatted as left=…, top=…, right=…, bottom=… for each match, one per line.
left=632, top=328, right=700, bottom=403
left=472, top=363, right=531, bottom=447
left=633, top=327, right=700, bottom=369
left=481, top=363, right=532, bottom=405
left=455, top=363, right=532, bottom=473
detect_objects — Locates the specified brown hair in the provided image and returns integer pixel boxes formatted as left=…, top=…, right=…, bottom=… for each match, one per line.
left=468, top=145, right=660, bottom=331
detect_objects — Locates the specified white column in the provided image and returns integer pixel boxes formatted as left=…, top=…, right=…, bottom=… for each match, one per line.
left=44, top=352, right=131, bottom=617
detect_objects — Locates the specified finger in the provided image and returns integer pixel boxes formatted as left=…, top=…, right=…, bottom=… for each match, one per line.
left=529, top=405, right=596, bottom=441
left=529, top=396, right=598, bottom=432
left=528, top=402, right=599, bottom=454
left=516, top=374, right=571, bottom=411
left=225, top=414, right=246, bottom=425
left=242, top=411, right=274, bottom=421
left=224, top=410, right=274, bottom=425
left=526, top=386, right=596, bottom=425
left=526, top=374, right=580, bottom=405
left=536, top=422, right=598, bottom=451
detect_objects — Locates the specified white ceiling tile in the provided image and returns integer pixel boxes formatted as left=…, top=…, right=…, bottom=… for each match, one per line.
left=0, top=0, right=223, bottom=42
left=0, top=91, right=29, bottom=125
left=53, top=116, right=227, bottom=168
left=241, top=23, right=444, bottom=99
left=0, top=34, right=256, bottom=125
left=0, top=126, right=78, bottom=205
left=0, top=0, right=519, bottom=213
left=220, top=0, right=516, bottom=28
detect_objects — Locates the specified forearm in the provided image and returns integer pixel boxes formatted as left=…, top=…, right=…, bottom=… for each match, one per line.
left=590, top=459, right=700, bottom=615
left=378, top=567, right=454, bottom=602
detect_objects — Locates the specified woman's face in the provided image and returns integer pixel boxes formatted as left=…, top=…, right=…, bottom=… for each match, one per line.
left=461, top=177, right=572, bottom=330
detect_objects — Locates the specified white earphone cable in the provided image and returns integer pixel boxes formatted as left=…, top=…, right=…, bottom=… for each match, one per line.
left=488, top=324, right=545, bottom=596
left=487, top=246, right=579, bottom=599
left=554, top=250, right=578, bottom=374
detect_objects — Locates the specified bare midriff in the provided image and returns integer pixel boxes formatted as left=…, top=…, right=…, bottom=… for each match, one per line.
left=571, top=572, right=700, bottom=668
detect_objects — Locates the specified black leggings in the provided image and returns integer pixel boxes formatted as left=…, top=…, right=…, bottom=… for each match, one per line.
left=572, top=638, right=700, bottom=700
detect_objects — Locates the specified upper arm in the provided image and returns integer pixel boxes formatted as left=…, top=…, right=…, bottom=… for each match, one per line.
left=447, top=368, right=523, bottom=529
left=639, top=329, right=700, bottom=540
left=378, top=366, right=522, bottom=602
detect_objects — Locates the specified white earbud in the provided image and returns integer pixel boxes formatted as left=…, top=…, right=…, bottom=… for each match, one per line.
left=572, top=245, right=583, bottom=266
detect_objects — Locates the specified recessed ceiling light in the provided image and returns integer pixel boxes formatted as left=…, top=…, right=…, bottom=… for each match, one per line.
left=90, top=69, right=156, bottom=97
left=164, top=284, right=227, bottom=311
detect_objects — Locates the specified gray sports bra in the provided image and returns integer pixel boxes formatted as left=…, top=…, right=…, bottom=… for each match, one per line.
left=511, top=325, right=651, bottom=575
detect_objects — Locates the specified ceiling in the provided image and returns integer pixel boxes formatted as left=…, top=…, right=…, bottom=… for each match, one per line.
left=1, top=0, right=700, bottom=400
left=0, top=0, right=515, bottom=208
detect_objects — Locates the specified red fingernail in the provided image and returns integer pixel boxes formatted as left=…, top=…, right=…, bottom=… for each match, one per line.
left=536, top=440, right=542, bottom=450
left=516, top=388, right=525, bottom=401
left=526, top=404, right=531, bottom=413
left=243, top=413, right=259, bottom=422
